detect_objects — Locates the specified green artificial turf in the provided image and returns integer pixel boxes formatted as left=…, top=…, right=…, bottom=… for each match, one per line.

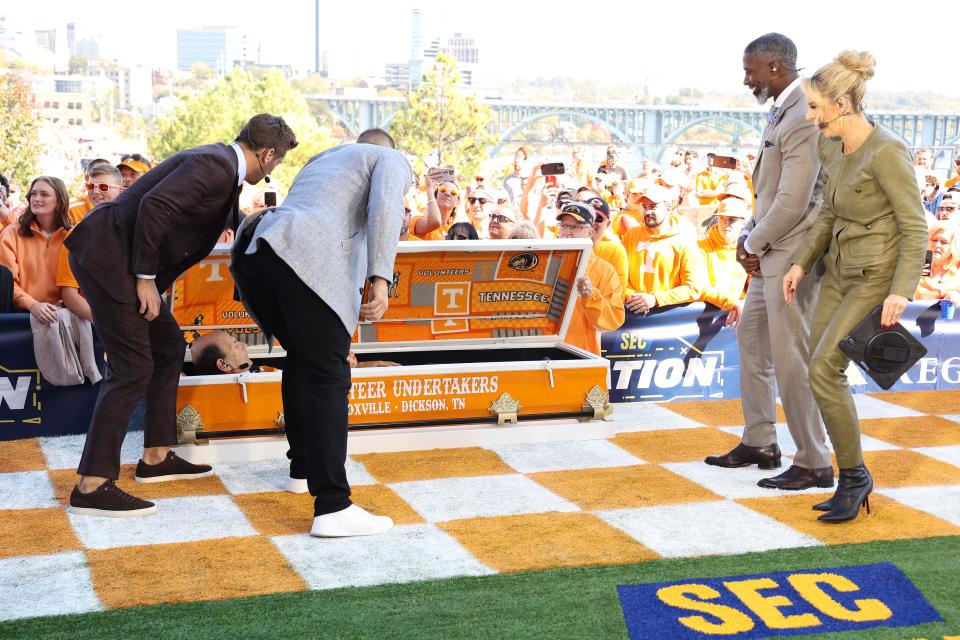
left=3, top=536, right=959, bottom=640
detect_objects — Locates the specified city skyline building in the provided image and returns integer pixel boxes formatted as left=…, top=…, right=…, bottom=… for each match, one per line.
left=176, top=25, right=256, bottom=73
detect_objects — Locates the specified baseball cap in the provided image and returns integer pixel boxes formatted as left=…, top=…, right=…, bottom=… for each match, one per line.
left=468, top=188, right=493, bottom=202
left=638, top=183, right=674, bottom=204
left=118, top=158, right=151, bottom=174
left=555, top=188, right=577, bottom=206
left=558, top=202, right=595, bottom=225
left=580, top=195, right=610, bottom=221
left=716, top=181, right=753, bottom=202
left=716, top=197, right=751, bottom=219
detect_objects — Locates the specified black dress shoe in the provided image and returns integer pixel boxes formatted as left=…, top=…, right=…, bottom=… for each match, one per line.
left=758, top=465, right=834, bottom=490
left=819, top=464, right=873, bottom=523
left=704, top=443, right=781, bottom=469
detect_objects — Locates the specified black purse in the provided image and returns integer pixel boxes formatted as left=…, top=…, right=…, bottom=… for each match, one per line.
left=838, top=304, right=927, bottom=390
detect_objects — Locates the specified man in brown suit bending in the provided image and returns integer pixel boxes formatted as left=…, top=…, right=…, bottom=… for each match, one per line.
left=67, top=114, right=297, bottom=517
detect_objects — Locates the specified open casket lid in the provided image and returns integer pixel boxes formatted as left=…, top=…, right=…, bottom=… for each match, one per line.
left=170, top=239, right=593, bottom=352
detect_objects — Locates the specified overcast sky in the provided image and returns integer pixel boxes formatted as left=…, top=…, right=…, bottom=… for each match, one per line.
left=7, top=0, right=959, bottom=97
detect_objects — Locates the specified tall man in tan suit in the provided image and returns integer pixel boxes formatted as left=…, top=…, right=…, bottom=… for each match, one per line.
left=705, top=33, right=833, bottom=490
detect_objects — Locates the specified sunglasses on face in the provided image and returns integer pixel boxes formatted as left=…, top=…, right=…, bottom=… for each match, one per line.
left=437, top=186, right=459, bottom=197
left=468, top=197, right=488, bottom=205
left=448, top=234, right=471, bottom=240
left=490, top=214, right=514, bottom=224
left=86, top=182, right=119, bottom=192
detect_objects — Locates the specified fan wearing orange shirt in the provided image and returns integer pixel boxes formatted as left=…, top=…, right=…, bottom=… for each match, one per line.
left=409, top=168, right=458, bottom=240
left=57, top=165, right=125, bottom=322
left=556, top=202, right=624, bottom=355
left=622, top=184, right=706, bottom=315
left=698, top=187, right=751, bottom=327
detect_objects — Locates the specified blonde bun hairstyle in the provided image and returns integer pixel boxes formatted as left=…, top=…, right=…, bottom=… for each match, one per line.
left=807, top=50, right=876, bottom=112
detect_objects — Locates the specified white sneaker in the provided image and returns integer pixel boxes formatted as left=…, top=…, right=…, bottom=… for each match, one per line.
left=285, top=477, right=309, bottom=494
left=310, top=504, right=394, bottom=538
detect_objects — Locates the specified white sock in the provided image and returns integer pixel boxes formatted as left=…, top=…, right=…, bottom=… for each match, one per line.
left=310, top=504, right=393, bottom=538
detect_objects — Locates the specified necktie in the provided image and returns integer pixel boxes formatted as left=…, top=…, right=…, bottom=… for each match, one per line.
left=767, top=104, right=780, bottom=125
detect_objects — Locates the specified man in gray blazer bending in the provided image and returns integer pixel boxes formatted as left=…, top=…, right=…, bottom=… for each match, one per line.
left=232, top=128, right=411, bottom=537
left=705, top=33, right=833, bottom=491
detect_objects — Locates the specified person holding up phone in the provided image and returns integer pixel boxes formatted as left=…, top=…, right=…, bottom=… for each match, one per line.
left=408, top=167, right=457, bottom=240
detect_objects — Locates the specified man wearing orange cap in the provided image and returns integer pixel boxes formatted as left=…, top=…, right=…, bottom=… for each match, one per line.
left=621, top=184, right=706, bottom=315
left=117, top=154, right=152, bottom=187
left=698, top=183, right=751, bottom=327
left=557, top=202, right=624, bottom=355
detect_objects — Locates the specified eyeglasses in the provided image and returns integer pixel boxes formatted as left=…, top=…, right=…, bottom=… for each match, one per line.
left=448, top=234, right=472, bottom=240
left=468, top=197, right=488, bottom=205
left=86, top=182, right=120, bottom=192
left=437, top=186, right=459, bottom=197
left=938, top=205, right=959, bottom=212
left=558, top=223, right=593, bottom=232
left=490, top=214, right=514, bottom=224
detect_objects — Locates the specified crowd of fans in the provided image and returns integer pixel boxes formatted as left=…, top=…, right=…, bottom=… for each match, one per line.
left=2, top=140, right=959, bottom=359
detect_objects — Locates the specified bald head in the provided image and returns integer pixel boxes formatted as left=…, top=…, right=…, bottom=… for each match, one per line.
left=356, top=128, right=396, bottom=149
left=191, top=330, right=252, bottom=375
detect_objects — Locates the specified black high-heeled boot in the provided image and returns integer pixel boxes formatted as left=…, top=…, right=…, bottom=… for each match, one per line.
left=812, top=498, right=832, bottom=512
left=818, top=464, right=872, bottom=523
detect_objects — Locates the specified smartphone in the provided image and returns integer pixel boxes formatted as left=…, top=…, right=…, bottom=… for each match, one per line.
left=264, top=191, right=277, bottom=207
left=712, top=155, right=738, bottom=170
left=922, top=249, right=933, bottom=277
left=432, top=167, right=455, bottom=182
left=541, top=162, right=565, bottom=176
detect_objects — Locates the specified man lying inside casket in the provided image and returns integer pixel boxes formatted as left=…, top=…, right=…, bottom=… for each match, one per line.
left=187, top=330, right=398, bottom=375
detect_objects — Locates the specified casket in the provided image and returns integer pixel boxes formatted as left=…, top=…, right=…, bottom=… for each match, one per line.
left=171, top=239, right=614, bottom=456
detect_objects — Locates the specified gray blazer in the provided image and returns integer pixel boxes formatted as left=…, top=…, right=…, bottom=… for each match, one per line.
left=744, top=84, right=823, bottom=276
left=240, top=143, right=412, bottom=335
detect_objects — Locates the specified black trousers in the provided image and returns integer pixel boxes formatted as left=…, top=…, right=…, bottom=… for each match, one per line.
left=70, top=257, right=185, bottom=479
left=233, top=242, right=352, bottom=516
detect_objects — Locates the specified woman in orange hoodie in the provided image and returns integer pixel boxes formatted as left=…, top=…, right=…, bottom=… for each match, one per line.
left=0, top=176, right=72, bottom=323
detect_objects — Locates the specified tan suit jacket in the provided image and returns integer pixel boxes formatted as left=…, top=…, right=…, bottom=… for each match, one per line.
left=745, top=85, right=822, bottom=276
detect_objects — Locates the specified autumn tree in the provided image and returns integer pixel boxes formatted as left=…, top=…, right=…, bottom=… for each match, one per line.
left=0, top=72, right=43, bottom=185
left=148, top=69, right=333, bottom=191
left=390, top=53, right=496, bottom=178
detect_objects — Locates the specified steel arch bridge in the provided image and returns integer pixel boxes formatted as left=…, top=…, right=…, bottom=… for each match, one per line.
left=308, top=95, right=960, bottom=159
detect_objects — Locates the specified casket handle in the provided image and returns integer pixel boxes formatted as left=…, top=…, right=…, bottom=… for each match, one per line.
left=542, top=358, right=555, bottom=388
left=236, top=374, right=250, bottom=403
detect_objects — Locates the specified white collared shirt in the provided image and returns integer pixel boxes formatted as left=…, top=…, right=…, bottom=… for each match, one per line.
left=230, top=143, right=246, bottom=187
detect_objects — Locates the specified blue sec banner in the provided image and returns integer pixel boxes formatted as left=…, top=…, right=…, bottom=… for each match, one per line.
left=601, top=300, right=960, bottom=404
left=617, top=562, right=941, bottom=640
left=0, top=314, right=103, bottom=441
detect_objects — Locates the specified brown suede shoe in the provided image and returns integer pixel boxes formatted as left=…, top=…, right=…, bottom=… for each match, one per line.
left=704, top=443, right=781, bottom=469
left=757, top=464, right=834, bottom=490
left=69, top=480, right=156, bottom=517
left=135, top=451, right=213, bottom=483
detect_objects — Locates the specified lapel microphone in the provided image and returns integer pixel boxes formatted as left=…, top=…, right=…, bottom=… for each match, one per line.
left=817, top=112, right=852, bottom=130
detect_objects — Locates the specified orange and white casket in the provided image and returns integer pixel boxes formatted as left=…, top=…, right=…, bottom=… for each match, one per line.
left=172, top=239, right=613, bottom=447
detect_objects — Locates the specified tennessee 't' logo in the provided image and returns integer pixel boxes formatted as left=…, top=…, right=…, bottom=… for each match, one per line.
left=508, top=253, right=539, bottom=271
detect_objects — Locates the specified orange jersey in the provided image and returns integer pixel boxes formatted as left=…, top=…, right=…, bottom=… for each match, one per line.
left=915, top=269, right=960, bottom=300
left=68, top=194, right=93, bottom=226
left=565, top=253, right=624, bottom=355
left=698, top=224, right=747, bottom=310
left=593, top=237, right=628, bottom=294
left=410, top=215, right=450, bottom=241
left=622, top=218, right=706, bottom=307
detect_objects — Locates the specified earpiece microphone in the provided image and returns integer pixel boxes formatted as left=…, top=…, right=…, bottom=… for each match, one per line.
left=817, top=112, right=852, bottom=130
left=255, top=152, right=271, bottom=183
